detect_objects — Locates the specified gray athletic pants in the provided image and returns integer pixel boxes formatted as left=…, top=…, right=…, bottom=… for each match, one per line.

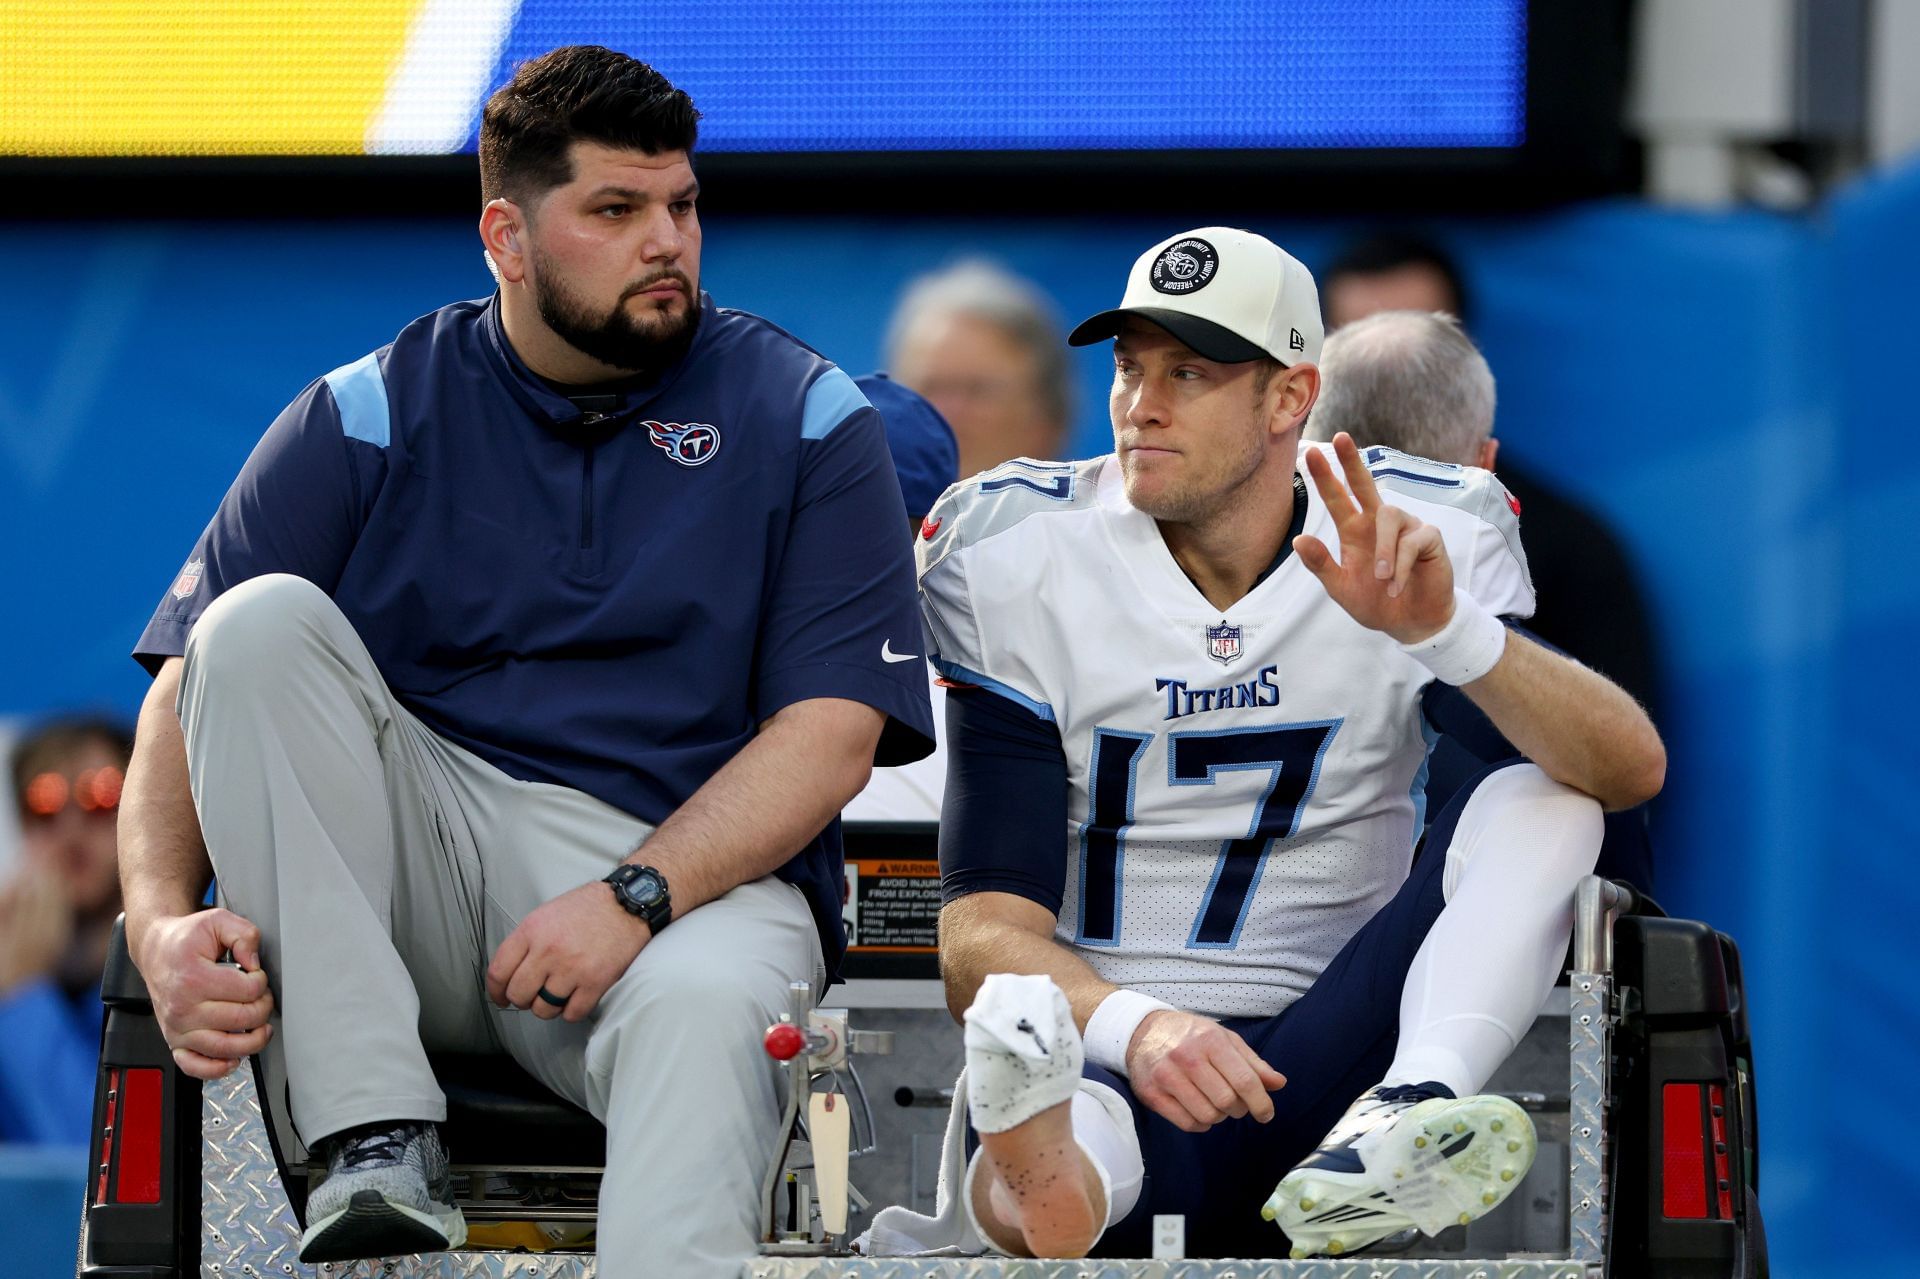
left=176, top=573, right=824, bottom=1279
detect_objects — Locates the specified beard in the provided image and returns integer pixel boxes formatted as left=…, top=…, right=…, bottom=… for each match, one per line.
left=533, top=251, right=700, bottom=378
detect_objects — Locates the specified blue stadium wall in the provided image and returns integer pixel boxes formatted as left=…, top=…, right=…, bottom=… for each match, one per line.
left=5, top=159, right=1916, bottom=1273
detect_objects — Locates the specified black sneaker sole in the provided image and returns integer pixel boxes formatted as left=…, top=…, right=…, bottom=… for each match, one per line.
left=298, top=1189, right=467, bottom=1262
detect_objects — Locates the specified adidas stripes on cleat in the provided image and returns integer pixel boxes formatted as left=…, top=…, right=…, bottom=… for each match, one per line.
left=1262, top=1083, right=1536, bottom=1259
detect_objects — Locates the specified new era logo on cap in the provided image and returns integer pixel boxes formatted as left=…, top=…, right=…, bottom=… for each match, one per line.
left=1067, top=226, right=1324, bottom=368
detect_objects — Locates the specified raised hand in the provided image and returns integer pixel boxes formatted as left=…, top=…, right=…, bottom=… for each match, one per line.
left=1125, top=1007, right=1287, bottom=1133
left=136, top=909, right=274, bottom=1080
left=1292, top=432, right=1456, bottom=644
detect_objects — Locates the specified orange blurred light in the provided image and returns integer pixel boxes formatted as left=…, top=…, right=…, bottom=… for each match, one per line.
left=21, top=767, right=123, bottom=818
left=77, top=767, right=125, bottom=812
left=24, top=771, right=70, bottom=817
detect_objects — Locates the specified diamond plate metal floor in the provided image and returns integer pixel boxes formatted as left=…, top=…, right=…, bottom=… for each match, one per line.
left=200, top=1068, right=597, bottom=1279
left=197, top=971, right=1612, bottom=1279
left=746, top=1261, right=1591, bottom=1279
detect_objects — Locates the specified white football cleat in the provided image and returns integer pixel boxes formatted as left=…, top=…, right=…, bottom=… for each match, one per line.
left=1262, top=1083, right=1537, bottom=1259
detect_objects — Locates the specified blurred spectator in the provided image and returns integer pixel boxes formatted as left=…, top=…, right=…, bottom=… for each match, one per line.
left=1309, top=309, right=1656, bottom=891
left=0, top=726, right=18, bottom=867
left=0, top=716, right=132, bottom=1145
left=1309, top=309, right=1497, bottom=471
left=844, top=373, right=960, bottom=824
left=1321, top=234, right=1471, bottom=341
left=885, top=259, right=1073, bottom=478
left=1322, top=234, right=1662, bottom=726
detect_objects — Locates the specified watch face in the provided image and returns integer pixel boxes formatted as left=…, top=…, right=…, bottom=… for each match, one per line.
left=627, top=871, right=665, bottom=907
left=609, top=865, right=669, bottom=923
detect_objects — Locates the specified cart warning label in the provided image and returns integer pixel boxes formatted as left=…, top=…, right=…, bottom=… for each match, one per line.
left=843, top=859, right=940, bottom=951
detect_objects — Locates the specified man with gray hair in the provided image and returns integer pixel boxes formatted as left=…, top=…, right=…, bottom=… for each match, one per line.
left=1306, top=309, right=1498, bottom=472
left=1320, top=234, right=1660, bottom=740
left=1308, top=308, right=1655, bottom=892
left=886, top=259, right=1074, bottom=477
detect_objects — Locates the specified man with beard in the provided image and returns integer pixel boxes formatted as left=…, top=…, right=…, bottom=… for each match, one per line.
left=117, top=46, right=933, bottom=1279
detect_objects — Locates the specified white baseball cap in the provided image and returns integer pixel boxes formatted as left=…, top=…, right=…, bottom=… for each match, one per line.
left=1069, top=226, right=1323, bottom=367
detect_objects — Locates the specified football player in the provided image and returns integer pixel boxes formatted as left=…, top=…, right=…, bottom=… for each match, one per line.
left=863, top=228, right=1664, bottom=1260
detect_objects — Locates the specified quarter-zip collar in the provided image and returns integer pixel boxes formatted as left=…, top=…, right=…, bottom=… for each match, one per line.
left=479, top=291, right=713, bottom=437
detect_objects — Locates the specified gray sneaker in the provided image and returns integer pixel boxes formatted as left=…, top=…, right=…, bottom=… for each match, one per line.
left=298, top=1122, right=467, bottom=1262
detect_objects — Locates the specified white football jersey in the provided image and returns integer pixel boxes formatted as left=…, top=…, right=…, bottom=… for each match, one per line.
left=918, top=443, right=1533, bottom=1019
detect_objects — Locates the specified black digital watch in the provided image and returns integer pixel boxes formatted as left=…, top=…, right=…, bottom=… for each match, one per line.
left=604, top=864, right=672, bottom=933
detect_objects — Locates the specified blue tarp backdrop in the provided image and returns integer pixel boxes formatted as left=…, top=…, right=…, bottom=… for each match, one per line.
left=4, top=159, right=1916, bottom=1274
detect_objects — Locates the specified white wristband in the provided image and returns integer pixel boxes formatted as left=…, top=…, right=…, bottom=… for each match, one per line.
left=1398, top=588, right=1507, bottom=686
left=1084, top=989, right=1177, bottom=1076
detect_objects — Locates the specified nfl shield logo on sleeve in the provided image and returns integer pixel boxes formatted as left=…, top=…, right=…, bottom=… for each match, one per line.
left=1205, top=622, right=1243, bottom=665
left=171, top=558, right=204, bottom=601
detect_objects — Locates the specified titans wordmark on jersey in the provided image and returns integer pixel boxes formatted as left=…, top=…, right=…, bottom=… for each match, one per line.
left=918, top=444, right=1534, bottom=1019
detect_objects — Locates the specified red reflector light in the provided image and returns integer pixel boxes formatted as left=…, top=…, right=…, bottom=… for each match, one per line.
left=113, top=1068, right=164, bottom=1204
left=94, top=1069, right=119, bottom=1206
left=1709, top=1084, right=1735, bottom=1220
left=1662, top=1083, right=1708, bottom=1218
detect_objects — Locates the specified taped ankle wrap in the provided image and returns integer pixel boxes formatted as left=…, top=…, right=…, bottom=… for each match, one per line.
left=964, top=973, right=1084, bottom=1134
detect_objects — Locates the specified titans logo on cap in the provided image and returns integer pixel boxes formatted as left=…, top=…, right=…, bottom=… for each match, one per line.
left=1150, top=238, right=1219, bottom=295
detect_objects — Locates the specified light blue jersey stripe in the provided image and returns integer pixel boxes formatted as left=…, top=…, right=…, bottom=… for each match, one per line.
left=324, top=351, right=390, bottom=446
left=800, top=367, right=869, bottom=440
left=932, top=659, right=1054, bottom=722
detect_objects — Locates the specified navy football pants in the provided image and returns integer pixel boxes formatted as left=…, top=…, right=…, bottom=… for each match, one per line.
left=1082, top=760, right=1521, bottom=1258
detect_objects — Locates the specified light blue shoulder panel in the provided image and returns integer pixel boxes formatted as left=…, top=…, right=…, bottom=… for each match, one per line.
left=323, top=351, right=390, bottom=447
left=800, top=366, right=871, bottom=440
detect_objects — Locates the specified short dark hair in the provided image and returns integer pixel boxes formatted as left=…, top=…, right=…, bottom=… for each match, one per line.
left=479, top=46, right=700, bottom=207
left=1323, top=233, right=1471, bottom=327
left=11, top=716, right=133, bottom=813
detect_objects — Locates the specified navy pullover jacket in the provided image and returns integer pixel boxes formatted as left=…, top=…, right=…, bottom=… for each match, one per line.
left=136, top=293, right=935, bottom=973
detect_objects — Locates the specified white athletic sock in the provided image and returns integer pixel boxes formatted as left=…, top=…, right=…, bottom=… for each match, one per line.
left=1384, top=763, right=1602, bottom=1097
left=1074, top=1080, right=1145, bottom=1229
left=963, top=973, right=1084, bottom=1132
